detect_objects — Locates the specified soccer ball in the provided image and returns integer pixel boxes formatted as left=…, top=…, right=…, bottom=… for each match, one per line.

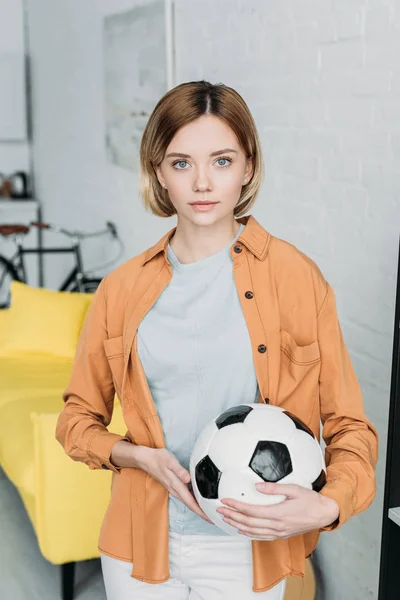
left=189, top=403, right=326, bottom=538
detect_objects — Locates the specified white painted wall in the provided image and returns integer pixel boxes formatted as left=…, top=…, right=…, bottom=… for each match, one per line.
left=25, top=1, right=400, bottom=598
left=0, top=0, right=29, bottom=173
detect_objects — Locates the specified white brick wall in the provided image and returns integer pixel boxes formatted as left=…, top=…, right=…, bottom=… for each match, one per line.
left=27, top=0, right=399, bottom=597
left=176, top=0, right=400, bottom=600
left=177, top=1, right=398, bottom=597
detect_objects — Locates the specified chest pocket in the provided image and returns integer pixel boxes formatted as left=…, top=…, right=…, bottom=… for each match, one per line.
left=103, top=335, right=124, bottom=402
left=280, top=329, right=320, bottom=364
left=277, top=329, right=321, bottom=424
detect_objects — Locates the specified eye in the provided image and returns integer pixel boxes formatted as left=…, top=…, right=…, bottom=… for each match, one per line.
left=216, top=157, right=232, bottom=167
left=172, top=160, right=189, bottom=170
left=171, top=157, right=233, bottom=170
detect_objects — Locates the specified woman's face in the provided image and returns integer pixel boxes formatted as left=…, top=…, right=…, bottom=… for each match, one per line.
left=155, top=115, right=253, bottom=224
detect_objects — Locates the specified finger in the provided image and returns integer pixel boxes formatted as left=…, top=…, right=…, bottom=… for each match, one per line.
left=255, top=482, right=302, bottom=498
left=184, top=494, right=213, bottom=523
left=220, top=500, right=283, bottom=520
left=172, top=480, right=213, bottom=523
left=220, top=510, right=283, bottom=533
left=223, top=517, right=280, bottom=540
left=169, top=462, right=191, bottom=483
left=182, top=471, right=191, bottom=483
left=222, top=517, right=284, bottom=539
left=236, top=527, right=280, bottom=541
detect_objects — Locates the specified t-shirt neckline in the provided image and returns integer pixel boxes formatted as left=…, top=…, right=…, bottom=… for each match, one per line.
left=167, top=221, right=244, bottom=273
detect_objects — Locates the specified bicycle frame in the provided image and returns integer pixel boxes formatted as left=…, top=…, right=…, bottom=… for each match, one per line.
left=1, top=219, right=123, bottom=299
left=12, top=235, right=86, bottom=290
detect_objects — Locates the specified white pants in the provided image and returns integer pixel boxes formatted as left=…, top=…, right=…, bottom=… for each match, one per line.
left=100, top=531, right=287, bottom=600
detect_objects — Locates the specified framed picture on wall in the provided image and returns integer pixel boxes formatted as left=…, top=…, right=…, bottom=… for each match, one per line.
left=103, top=0, right=176, bottom=172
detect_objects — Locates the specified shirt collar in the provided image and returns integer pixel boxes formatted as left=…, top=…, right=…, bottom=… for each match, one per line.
left=142, top=214, right=272, bottom=266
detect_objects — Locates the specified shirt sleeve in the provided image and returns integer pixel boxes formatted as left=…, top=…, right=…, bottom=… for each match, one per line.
left=55, top=276, right=132, bottom=474
left=316, top=282, right=379, bottom=532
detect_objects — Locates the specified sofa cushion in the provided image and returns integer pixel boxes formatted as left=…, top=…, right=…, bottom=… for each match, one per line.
left=0, top=355, right=123, bottom=496
left=0, top=281, right=93, bottom=358
left=0, top=395, right=65, bottom=495
left=0, top=355, right=73, bottom=492
left=0, top=355, right=74, bottom=409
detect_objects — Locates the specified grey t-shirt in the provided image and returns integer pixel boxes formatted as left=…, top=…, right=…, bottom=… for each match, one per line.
left=137, top=221, right=259, bottom=535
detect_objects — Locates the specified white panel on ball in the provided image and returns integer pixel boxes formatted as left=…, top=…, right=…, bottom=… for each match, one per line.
left=190, top=403, right=326, bottom=537
left=287, top=430, right=325, bottom=482
left=193, top=420, right=218, bottom=455
left=243, top=406, right=296, bottom=442
left=218, top=468, right=287, bottom=507
left=208, top=423, right=257, bottom=471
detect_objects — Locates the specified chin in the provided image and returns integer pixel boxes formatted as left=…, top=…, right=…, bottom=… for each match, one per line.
left=188, top=214, right=226, bottom=226
left=184, top=206, right=234, bottom=219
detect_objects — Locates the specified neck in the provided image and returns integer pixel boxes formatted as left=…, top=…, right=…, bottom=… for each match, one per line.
left=169, top=216, right=241, bottom=265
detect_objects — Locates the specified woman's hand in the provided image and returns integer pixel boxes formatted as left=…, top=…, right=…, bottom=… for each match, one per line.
left=216, top=482, right=340, bottom=540
left=133, top=446, right=214, bottom=524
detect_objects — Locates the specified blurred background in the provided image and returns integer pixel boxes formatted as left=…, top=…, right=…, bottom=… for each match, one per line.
left=0, top=1, right=399, bottom=599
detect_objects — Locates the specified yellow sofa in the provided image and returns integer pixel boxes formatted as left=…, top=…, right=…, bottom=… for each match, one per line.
left=0, top=282, right=127, bottom=600
left=0, top=281, right=316, bottom=600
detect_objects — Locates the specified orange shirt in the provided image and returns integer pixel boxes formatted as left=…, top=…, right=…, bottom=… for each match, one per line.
left=55, top=214, right=378, bottom=593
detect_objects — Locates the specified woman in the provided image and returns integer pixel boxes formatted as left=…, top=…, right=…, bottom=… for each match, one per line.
left=55, top=81, right=378, bottom=600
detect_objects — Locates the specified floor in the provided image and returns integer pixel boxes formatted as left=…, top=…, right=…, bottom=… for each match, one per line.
left=0, top=466, right=106, bottom=600
left=0, top=463, right=329, bottom=600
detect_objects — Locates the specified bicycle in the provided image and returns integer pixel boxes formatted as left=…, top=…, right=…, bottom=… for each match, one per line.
left=0, top=220, right=125, bottom=308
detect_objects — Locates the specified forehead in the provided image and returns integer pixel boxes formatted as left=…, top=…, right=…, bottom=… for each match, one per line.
left=166, top=115, right=239, bottom=154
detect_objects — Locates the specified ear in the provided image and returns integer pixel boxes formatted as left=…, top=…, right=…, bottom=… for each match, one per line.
left=154, top=165, right=164, bottom=188
left=245, top=156, right=254, bottom=181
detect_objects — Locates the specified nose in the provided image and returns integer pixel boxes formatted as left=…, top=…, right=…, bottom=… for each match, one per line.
left=193, top=167, right=212, bottom=192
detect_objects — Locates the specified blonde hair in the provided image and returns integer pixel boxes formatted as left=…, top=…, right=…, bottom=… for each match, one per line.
left=139, top=80, right=264, bottom=218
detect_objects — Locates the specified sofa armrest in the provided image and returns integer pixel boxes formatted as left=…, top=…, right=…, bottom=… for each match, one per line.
left=30, top=399, right=127, bottom=565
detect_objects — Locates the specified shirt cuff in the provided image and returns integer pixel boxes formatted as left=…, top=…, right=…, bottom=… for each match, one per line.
left=87, top=430, right=132, bottom=474
left=318, top=478, right=355, bottom=532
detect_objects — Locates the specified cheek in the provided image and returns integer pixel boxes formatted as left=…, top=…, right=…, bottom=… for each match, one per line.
left=221, top=177, right=245, bottom=198
left=222, top=169, right=245, bottom=187
left=164, top=176, right=185, bottom=195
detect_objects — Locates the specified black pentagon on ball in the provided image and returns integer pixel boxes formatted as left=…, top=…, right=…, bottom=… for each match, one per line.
left=215, top=405, right=253, bottom=429
left=195, top=455, right=222, bottom=499
left=312, top=469, right=327, bottom=492
left=283, top=410, right=315, bottom=438
left=249, top=440, right=293, bottom=483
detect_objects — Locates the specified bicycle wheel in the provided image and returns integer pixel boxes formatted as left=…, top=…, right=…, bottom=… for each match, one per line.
left=0, top=256, right=21, bottom=308
left=69, top=278, right=102, bottom=294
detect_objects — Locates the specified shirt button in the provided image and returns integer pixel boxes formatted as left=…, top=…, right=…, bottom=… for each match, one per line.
left=233, top=245, right=242, bottom=253
left=258, top=344, right=267, bottom=353
left=245, top=291, right=253, bottom=299
left=101, top=464, right=110, bottom=470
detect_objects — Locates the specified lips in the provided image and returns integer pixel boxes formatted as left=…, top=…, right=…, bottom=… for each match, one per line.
left=189, top=201, right=218, bottom=212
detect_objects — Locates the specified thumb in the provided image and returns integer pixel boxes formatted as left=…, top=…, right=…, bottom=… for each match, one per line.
left=255, top=481, right=299, bottom=498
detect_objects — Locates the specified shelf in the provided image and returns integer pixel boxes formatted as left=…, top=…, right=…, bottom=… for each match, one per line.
left=0, top=199, right=38, bottom=209
left=389, top=508, right=400, bottom=527
left=0, top=198, right=37, bottom=202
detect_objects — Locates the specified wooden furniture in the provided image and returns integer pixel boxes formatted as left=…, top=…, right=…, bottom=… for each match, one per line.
left=0, top=199, right=41, bottom=286
left=378, top=236, right=400, bottom=600
left=284, top=559, right=316, bottom=599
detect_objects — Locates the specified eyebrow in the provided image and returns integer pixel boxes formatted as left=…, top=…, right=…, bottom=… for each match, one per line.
left=165, top=148, right=238, bottom=158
